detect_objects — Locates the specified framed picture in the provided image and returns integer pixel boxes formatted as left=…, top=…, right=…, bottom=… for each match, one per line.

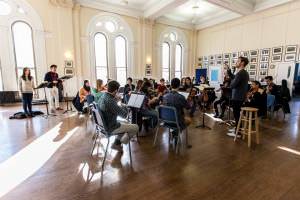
left=216, top=54, right=222, bottom=60
left=209, top=61, right=215, bottom=66
left=64, top=67, right=74, bottom=76
left=216, top=60, right=222, bottom=65
left=224, top=60, right=230, bottom=65
left=209, top=55, right=215, bottom=61
left=249, top=64, right=257, bottom=70
left=260, top=62, right=269, bottom=69
left=250, top=50, right=259, bottom=57
left=232, top=52, right=239, bottom=59
left=259, top=70, right=268, bottom=76
left=203, top=56, right=208, bottom=62
left=260, top=56, right=269, bottom=63
left=64, top=60, right=73, bottom=68
left=223, top=53, right=230, bottom=60
left=285, top=53, right=296, bottom=62
left=240, top=51, right=248, bottom=57
left=249, top=76, right=256, bottom=81
left=285, top=45, right=297, bottom=54
left=261, top=48, right=270, bottom=56
left=271, top=54, right=282, bottom=62
left=270, top=64, right=276, bottom=69
left=272, top=46, right=283, bottom=55
left=203, top=62, right=209, bottom=68
left=248, top=71, right=256, bottom=76
left=250, top=57, right=258, bottom=64
left=231, top=59, right=237, bottom=65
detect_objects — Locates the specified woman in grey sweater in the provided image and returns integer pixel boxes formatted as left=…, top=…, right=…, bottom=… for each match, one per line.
left=19, top=68, right=35, bottom=117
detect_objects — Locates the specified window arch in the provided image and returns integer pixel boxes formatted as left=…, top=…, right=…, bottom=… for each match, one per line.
left=12, top=21, right=36, bottom=80
left=175, top=44, right=183, bottom=79
left=162, top=42, right=170, bottom=82
left=87, top=14, right=134, bottom=86
left=94, top=32, right=108, bottom=83
left=115, top=35, right=127, bottom=86
left=159, top=29, right=187, bottom=81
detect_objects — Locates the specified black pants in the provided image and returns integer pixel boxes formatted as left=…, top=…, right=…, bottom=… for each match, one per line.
left=213, top=96, right=228, bottom=115
left=22, top=93, right=33, bottom=114
left=232, top=100, right=244, bottom=127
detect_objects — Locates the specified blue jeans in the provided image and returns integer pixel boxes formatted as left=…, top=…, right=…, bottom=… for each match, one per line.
left=22, top=93, right=33, bottom=114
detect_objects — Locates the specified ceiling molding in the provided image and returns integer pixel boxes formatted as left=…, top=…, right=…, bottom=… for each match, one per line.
left=156, top=17, right=194, bottom=30
left=195, top=11, right=240, bottom=30
left=254, top=0, right=294, bottom=12
left=75, top=0, right=143, bottom=18
left=144, top=0, right=189, bottom=19
left=206, top=0, right=254, bottom=15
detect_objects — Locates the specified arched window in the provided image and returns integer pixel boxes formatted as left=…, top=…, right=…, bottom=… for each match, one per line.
left=162, top=42, right=170, bottom=82
left=94, top=32, right=108, bottom=83
left=175, top=44, right=182, bottom=78
left=12, top=21, right=36, bottom=81
left=115, top=36, right=127, bottom=86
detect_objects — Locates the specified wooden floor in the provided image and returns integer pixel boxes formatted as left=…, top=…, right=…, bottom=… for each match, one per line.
left=0, top=101, right=300, bottom=200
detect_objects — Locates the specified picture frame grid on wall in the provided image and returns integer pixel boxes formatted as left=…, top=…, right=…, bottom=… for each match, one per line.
left=285, top=45, right=298, bottom=54
left=223, top=53, right=230, bottom=60
left=250, top=50, right=259, bottom=57
left=261, top=48, right=270, bottom=56
left=271, top=54, right=282, bottom=62
left=272, top=46, right=283, bottom=55
left=284, top=53, right=296, bottom=62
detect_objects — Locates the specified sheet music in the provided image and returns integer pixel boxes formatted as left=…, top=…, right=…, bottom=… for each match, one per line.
left=178, top=92, right=189, bottom=100
left=127, top=94, right=145, bottom=108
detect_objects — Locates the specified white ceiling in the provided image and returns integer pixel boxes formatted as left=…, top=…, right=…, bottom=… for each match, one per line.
left=76, top=0, right=295, bottom=30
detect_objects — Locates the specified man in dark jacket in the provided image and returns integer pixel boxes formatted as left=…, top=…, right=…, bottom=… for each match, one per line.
left=227, top=57, right=249, bottom=137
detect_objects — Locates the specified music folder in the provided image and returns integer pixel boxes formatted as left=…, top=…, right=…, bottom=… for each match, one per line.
left=178, top=92, right=189, bottom=100
left=127, top=93, right=145, bottom=108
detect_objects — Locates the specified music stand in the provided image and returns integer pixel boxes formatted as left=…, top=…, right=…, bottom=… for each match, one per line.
left=196, top=87, right=215, bottom=129
left=60, top=75, right=75, bottom=114
left=35, top=82, right=56, bottom=118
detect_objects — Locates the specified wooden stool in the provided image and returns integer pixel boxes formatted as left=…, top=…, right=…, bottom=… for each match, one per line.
left=234, top=107, right=260, bottom=147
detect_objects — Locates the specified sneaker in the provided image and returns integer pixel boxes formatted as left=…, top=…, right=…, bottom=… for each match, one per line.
left=111, top=143, right=123, bottom=152
left=213, top=114, right=219, bottom=118
left=228, top=127, right=236, bottom=132
left=227, top=132, right=241, bottom=138
left=120, top=133, right=130, bottom=144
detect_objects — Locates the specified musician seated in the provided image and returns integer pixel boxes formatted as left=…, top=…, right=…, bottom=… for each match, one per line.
left=135, top=80, right=143, bottom=93
left=183, top=77, right=193, bottom=92
left=91, top=79, right=106, bottom=103
left=124, top=77, right=135, bottom=102
left=213, top=73, right=231, bottom=118
left=188, top=87, right=199, bottom=117
left=98, top=80, right=139, bottom=152
left=163, top=78, right=192, bottom=134
left=265, top=76, right=279, bottom=101
left=138, top=81, right=159, bottom=131
left=157, top=78, right=168, bottom=95
left=244, top=81, right=266, bottom=116
left=199, top=75, right=209, bottom=85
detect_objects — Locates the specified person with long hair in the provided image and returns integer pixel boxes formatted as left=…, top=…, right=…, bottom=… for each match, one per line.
left=19, top=67, right=35, bottom=117
left=92, top=79, right=106, bottom=103
left=79, top=80, right=92, bottom=104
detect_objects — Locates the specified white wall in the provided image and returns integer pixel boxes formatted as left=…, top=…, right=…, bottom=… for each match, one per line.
left=197, top=1, right=300, bottom=79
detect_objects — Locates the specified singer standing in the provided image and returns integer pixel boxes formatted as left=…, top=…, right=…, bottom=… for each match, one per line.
left=44, top=65, right=63, bottom=113
left=226, top=57, right=249, bottom=137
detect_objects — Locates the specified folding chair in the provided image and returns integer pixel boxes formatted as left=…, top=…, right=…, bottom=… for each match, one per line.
left=91, top=107, right=133, bottom=171
left=153, top=105, right=189, bottom=154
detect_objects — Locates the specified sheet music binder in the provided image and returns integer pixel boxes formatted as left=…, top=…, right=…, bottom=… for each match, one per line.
left=127, top=93, right=145, bottom=108
left=178, top=92, right=189, bottom=100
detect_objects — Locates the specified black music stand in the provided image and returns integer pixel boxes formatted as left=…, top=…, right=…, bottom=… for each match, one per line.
left=196, top=87, right=215, bottom=129
left=60, top=75, right=75, bottom=114
left=35, top=82, right=56, bottom=118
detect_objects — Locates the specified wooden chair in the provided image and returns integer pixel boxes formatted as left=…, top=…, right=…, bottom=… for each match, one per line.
left=234, top=107, right=260, bottom=148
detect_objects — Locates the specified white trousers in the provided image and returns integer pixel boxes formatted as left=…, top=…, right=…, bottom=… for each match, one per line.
left=46, top=87, right=59, bottom=110
left=111, top=122, right=139, bottom=138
